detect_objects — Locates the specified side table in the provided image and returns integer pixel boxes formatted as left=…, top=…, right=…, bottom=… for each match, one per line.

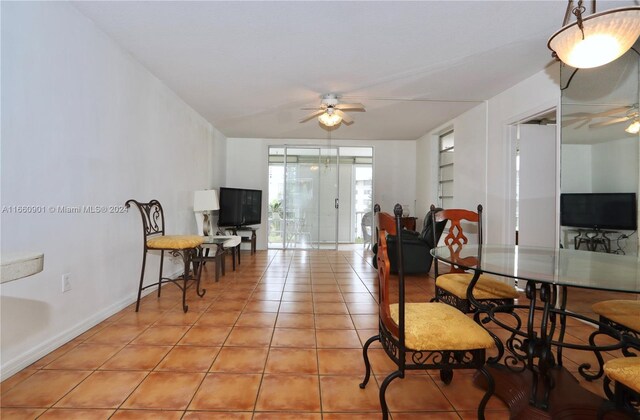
left=194, top=236, right=240, bottom=282
left=229, top=227, right=258, bottom=255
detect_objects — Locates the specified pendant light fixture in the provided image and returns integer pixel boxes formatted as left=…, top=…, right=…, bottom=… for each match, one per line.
left=548, top=0, right=640, bottom=69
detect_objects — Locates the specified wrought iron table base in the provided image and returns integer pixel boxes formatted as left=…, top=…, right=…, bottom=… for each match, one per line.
left=475, top=364, right=614, bottom=419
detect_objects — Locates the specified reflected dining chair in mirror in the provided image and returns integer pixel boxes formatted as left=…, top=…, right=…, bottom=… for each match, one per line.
left=431, top=204, right=519, bottom=314
left=361, top=210, right=373, bottom=249
left=125, top=199, right=205, bottom=312
left=360, top=204, right=496, bottom=420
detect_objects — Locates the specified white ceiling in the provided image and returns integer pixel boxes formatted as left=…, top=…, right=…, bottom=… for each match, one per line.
left=72, top=0, right=637, bottom=141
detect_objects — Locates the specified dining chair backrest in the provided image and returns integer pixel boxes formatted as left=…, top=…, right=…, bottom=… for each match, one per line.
left=432, top=204, right=483, bottom=276
left=125, top=199, right=166, bottom=241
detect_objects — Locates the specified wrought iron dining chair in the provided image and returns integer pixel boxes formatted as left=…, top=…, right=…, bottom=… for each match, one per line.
left=579, top=299, right=639, bottom=381
left=431, top=204, right=519, bottom=314
left=360, top=204, right=496, bottom=420
left=125, top=199, right=205, bottom=312
left=598, top=355, right=640, bottom=419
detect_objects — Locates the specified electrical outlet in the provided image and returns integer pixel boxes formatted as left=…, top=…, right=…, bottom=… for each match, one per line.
left=62, top=273, right=71, bottom=293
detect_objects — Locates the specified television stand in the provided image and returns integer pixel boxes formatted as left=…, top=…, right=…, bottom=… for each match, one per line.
left=573, top=229, right=616, bottom=253
left=228, top=226, right=257, bottom=255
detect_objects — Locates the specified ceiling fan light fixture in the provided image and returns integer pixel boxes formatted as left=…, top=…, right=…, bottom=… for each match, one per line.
left=318, top=112, right=342, bottom=127
left=625, top=119, right=640, bottom=134
left=547, top=4, right=640, bottom=69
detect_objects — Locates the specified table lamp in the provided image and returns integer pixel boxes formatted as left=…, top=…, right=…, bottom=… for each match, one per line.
left=194, top=189, right=219, bottom=236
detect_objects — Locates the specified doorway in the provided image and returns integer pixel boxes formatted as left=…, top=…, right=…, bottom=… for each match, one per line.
left=511, top=110, right=558, bottom=248
left=267, top=146, right=373, bottom=250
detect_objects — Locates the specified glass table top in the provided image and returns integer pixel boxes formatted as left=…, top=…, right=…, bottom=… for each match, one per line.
left=431, top=245, right=640, bottom=294
left=202, top=236, right=232, bottom=244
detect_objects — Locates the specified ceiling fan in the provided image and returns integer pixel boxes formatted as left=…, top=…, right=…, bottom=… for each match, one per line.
left=587, top=105, right=639, bottom=133
left=299, top=94, right=365, bottom=127
left=562, top=105, right=636, bottom=129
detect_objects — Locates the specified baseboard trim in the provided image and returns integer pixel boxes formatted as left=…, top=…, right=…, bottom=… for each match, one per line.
left=0, top=269, right=181, bottom=381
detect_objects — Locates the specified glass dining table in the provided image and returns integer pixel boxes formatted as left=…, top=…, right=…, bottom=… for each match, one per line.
left=431, top=244, right=640, bottom=419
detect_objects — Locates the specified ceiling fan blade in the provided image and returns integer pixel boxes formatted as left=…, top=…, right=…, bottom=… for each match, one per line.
left=334, top=109, right=353, bottom=124
left=562, top=118, right=586, bottom=127
left=567, top=106, right=632, bottom=119
left=595, top=106, right=633, bottom=117
left=299, top=109, right=325, bottom=123
left=564, top=112, right=592, bottom=117
left=589, top=116, right=630, bottom=128
left=574, top=120, right=590, bottom=129
left=336, top=103, right=365, bottom=111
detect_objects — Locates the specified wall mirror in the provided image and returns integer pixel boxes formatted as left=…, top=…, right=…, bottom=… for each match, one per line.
left=560, top=40, right=640, bottom=257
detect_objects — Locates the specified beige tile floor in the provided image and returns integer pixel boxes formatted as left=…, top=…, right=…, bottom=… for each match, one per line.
left=0, top=249, right=620, bottom=419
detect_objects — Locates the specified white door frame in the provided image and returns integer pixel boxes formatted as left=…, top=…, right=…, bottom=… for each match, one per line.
left=503, top=101, right=561, bottom=247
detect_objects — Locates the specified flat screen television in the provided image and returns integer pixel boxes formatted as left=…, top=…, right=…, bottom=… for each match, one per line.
left=560, top=193, right=637, bottom=231
left=218, top=187, right=262, bottom=228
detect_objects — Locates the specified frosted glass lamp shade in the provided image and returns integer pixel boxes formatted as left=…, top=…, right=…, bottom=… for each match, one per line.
left=318, top=112, right=342, bottom=127
left=548, top=7, right=640, bottom=69
left=193, top=190, right=219, bottom=212
left=626, top=120, right=640, bottom=134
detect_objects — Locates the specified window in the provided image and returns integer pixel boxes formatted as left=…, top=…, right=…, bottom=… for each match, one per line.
left=438, top=130, right=454, bottom=208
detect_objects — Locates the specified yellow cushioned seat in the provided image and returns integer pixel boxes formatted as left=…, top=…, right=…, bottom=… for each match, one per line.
left=604, top=357, right=640, bottom=393
left=146, top=235, right=204, bottom=250
left=592, top=300, right=640, bottom=332
left=389, top=302, right=495, bottom=351
left=436, top=273, right=519, bottom=300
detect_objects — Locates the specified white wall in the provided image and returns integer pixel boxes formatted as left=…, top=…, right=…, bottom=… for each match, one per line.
left=415, top=66, right=561, bottom=244
left=1, top=2, right=226, bottom=378
left=415, top=131, right=437, bottom=222
left=450, top=104, right=488, bottom=211
left=561, top=144, right=592, bottom=192
left=561, top=139, right=638, bottom=194
left=225, top=138, right=416, bottom=249
left=592, top=137, right=639, bottom=193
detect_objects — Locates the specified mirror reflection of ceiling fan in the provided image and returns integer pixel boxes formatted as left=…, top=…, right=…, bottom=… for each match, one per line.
left=563, top=104, right=640, bottom=134
left=299, top=94, right=365, bottom=127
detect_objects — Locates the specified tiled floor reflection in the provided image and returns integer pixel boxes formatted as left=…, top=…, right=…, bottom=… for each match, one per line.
left=1, top=249, right=620, bottom=418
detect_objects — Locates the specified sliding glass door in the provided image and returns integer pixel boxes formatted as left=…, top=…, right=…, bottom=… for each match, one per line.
left=268, top=146, right=373, bottom=250
left=268, top=146, right=338, bottom=249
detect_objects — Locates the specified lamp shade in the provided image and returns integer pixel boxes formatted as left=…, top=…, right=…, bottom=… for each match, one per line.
left=626, top=120, right=640, bottom=134
left=548, top=7, right=640, bottom=69
left=193, top=189, right=219, bottom=212
left=318, top=112, right=342, bottom=127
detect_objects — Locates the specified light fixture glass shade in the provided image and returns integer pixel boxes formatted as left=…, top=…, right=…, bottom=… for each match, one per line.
left=193, top=189, right=219, bottom=211
left=625, top=120, right=640, bottom=134
left=548, top=7, right=640, bottom=69
left=318, top=112, right=342, bottom=127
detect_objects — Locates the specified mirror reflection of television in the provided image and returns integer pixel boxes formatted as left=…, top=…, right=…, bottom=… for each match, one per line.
left=560, top=193, right=637, bottom=230
left=218, top=187, right=262, bottom=228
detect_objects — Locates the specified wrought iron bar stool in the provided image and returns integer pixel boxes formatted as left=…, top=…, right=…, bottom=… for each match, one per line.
left=125, top=199, right=206, bottom=312
left=360, top=204, right=497, bottom=420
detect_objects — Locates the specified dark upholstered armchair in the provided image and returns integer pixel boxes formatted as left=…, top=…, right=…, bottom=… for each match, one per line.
left=373, top=206, right=447, bottom=274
